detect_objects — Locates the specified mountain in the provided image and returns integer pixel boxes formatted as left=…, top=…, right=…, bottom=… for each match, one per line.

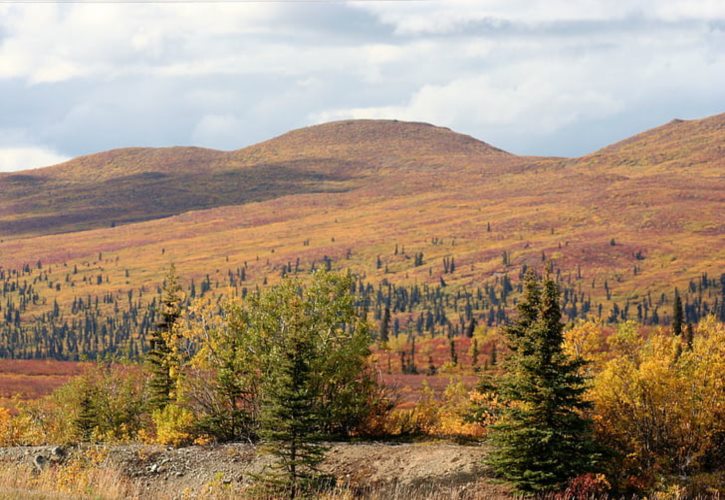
left=0, top=114, right=723, bottom=359
left=0, top=120, right=509, bottom=237
left=582, top=113, right=725, bottom=172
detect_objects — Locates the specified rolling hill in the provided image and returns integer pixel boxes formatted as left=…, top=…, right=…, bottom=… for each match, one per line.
left=0, top=120, right=509, bottom=237
left=0, top=114, right=723, bottom=359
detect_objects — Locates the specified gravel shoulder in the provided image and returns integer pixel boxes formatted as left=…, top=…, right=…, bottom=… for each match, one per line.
left=0, top=441, right=511, bottom=499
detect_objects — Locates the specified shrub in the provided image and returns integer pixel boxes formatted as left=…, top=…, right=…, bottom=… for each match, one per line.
left=590, top=315, right=725, bottom=491
left=152, top=403, right=196, bottom=447
left=8, top=363, right=148, bottom=445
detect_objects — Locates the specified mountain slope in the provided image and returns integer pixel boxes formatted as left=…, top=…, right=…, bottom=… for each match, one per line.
left=580, top=112, right=725, bottom=173
left=0, top=120, right=510, bottom=238
left=0, top=114, right=723, bottom=359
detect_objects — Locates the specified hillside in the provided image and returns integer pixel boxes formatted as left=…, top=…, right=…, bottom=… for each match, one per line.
left=581, top=113, right=725, bottom=173
left=0, top=120, right=509, bottom=238
left=0, top=114, right=723, bottom=359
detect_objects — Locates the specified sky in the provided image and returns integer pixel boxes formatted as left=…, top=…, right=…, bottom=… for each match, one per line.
left=0, top=0, right=723, bottom=172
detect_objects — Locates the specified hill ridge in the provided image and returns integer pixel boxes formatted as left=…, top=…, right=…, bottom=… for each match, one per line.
left=0, top=112, right=723, bottom=241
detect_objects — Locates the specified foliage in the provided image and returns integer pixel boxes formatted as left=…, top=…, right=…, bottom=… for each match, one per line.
left=0, top=407, right=12, bottom=444
left=173, top=271, right=385, bottom=446
left=152, top=403, right=197, bottom=447
left=249, top=272, right=373, bottom=495
left=487, top=270, right=600, bottom=493
left=562, top=319, right=606, bottom=364
left=559, top=473, right=611, bottom=499
left=146, top=264, right=184, bottom=411
left=378, top=378, right=488, bottom=438
left=247, top=272, right=378, bottom=438
left=7, top=363, right=147, bottom=445
left=590, top=315, right=725, bottom=493
left=177, top=296, right=259, bottom=442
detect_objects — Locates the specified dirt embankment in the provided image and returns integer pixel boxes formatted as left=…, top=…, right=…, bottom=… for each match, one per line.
left=0, top=441, right=511, bottom=499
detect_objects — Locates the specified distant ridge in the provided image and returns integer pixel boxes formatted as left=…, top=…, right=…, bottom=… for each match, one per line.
left=0, top=119, right=514, bottom=237
left=0, top=114, right=723, bottom=239
left=582, top=112, right=725, bottom=169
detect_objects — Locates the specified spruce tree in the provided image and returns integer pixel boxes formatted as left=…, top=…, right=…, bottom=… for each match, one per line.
left=75, top=388, right=97, bottom=442
left=672, top=290, right=684, bottom=336
left=147, top=264, right=183, bottom=410
left=260, top=332, right=327, bottom=498
left=379, top=306, right=391, bottom=343
left=685, top=321, right=694, bottom=350
left=487, top=270, right=599, bottom=493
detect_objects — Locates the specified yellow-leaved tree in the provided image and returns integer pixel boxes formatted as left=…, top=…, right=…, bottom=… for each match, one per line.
left=590, top=316, right=725, bottom=492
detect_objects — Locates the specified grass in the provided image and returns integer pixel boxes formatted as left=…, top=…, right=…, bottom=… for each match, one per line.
left=0, top=361, right=86, bottom=411
left=0, top=445, right=509, bottom=499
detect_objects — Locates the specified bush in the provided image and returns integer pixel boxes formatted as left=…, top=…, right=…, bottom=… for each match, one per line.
left=152, top=404, right=196, bottom=447
left=8, top=363, right=148, bottom=445
left=590, top=316, right=725, bottom=492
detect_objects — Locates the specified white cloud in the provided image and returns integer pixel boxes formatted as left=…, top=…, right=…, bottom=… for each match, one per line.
left=191, top=114, right=246, bottom=150
left=0, top=147, right=69, bottom=172
left=313, top=60, right=626, bottom=143
left=0, top=3, right=283, bottom=83
left=0, top=1, right=723, bottom=159
left=351, top=0, right=725, bottom=35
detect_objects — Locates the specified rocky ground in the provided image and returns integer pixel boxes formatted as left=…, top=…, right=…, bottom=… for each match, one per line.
left=0, top=441, right=512, bottom=499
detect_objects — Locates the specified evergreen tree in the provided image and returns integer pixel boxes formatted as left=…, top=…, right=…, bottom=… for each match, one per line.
left=672, top=290, right=684, bottom=336
left=147, top=264, right=183, bottom=410
left=465, top=317, right=476, bottom=338
left=471, top=337, right=479, bottom=368
left=75, top=388, right=97, bottom=442
left=449, top=337, right=458, bottom=365
left=487, top=270, right=599, bottom=493
left=379, top=306, right=391, bottom=343
left=260, top=331, right=327, bottom=498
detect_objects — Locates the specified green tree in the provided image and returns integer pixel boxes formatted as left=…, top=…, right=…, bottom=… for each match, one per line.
left=379, top=306, right=391, bottom=343
left=75, top=388, right=97, bottom=442
left=259, top=324, right=327, bottom=498
left=147, top=264, right=183, bottom=410
left=252, top=272, right=378, bottom=495
left=487, top=270, right=599, bottom=493
left=672, top=290, right=684, bottom=336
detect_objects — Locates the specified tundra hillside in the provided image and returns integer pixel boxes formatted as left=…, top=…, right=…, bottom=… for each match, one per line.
left=0, top=115, right=723, bottom=360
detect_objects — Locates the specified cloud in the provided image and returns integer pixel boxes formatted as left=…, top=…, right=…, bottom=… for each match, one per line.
left=0, top=1, right=723, bottom=161
left=351, top=0, right=725, bottom=35
left=314, top=59, right=626, bottom=136
left=0, top=146, right=69, bottom=172
left=192, top=114, right=246, bottom=150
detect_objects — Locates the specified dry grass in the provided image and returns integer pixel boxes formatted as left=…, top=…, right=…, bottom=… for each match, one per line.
left=0, top=361, right=86, bottom=411
left=0, top=466, right=507, bottom=500
left=0, top=463, right=140, bottom=499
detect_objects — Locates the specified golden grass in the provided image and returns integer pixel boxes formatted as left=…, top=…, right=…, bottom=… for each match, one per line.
left=0, top=464, right=508, bottom=500
left=0, top=463, right=140, bottom=499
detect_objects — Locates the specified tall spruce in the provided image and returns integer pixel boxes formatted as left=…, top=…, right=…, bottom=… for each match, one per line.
left=75, top=388, right=97, bottom=442
left=487, top=270, right=599, bottom=492
left=147, top=264, right=183, bottom=410
left=672, top=290, right=684, bottom=336
left=379, top=306, right=391, bottom=343
left=260, top=331, right=327, bottom=498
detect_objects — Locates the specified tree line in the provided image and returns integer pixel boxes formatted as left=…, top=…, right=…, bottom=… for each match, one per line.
left=1, top=253, right=724, bottom=361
